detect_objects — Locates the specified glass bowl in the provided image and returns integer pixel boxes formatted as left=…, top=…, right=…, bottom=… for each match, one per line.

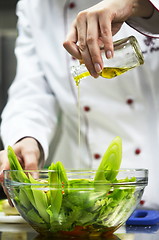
left=4, top=169, right=148, bottom=237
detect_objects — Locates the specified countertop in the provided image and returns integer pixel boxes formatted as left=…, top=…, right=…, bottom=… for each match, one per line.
left=0, top=223, right=159, bottom=240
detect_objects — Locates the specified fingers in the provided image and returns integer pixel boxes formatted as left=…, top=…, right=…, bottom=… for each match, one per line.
left=98, top=12, right=114, bottom=59
left=14, top=138, right=40, bottom=170
left=77, top=11, right=100, bottom=78
left=64, top=11, right=102, bottom=78
left=22, top=150, right=39, bottom=170
left=80, top=10, right=113, bottom=75
left=0, top=150, right=10, bottom=182
left=0, top=138, right=41, bottom=205
left=63, top=21, right=81, bottom=59
left=86, top=13, right=103, bottom=76
left=0, top=138, right=41, bottom=183
left=63, top=6, right=114, bottom=78
left=0, top=151, right=13, bottom=203
left=64, top=0, right=136, bottom=77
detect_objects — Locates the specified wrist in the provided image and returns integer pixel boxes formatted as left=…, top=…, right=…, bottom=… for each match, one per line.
left=132, top=0, right=154, bottom=18
left=36, top=140, right=45, bottom=168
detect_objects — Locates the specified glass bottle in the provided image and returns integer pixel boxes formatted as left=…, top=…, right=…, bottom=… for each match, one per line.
left=71, top=36, right=144, bottom=86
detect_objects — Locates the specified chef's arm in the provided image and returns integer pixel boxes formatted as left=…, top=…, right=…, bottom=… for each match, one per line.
left=63, top=0, right=159, bottom=79
left=0, top=1, right=60, bottom=174
left=127, top=0, right=159, bottom=37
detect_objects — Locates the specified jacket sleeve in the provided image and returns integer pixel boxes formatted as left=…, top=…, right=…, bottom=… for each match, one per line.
left=126, top=0, right=159, bottom=38
left=0, top=0, right=61, bottom=161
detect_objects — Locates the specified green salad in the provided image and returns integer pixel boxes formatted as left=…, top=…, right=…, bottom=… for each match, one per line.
left=6, top=136, right=137, bottom=233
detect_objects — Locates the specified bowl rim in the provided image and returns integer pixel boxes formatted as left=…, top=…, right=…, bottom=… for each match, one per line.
left=3, top=168, right=148, bottom=187
left=3, top=168, right=148, bottom=173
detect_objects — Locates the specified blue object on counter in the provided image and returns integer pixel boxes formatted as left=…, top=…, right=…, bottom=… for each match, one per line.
left=126, top=224, right=159, bottom=234
left=126, top=209, right=159, bottom=225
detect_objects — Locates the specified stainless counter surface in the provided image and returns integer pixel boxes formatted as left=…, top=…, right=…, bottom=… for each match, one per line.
left=0, top=224, right=159, bottom=240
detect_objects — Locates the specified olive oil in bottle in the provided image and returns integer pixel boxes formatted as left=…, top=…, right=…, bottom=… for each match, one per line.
left=72, top=36, right=144, bottom=86
left=74, top=66, right=133, bottom=86
left=100, top=66, right=133, bottom=78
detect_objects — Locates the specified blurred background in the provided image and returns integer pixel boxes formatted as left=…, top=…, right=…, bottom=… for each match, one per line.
left=0, top=0, right=18, bottom=199
left=0, top=0, right=18, bottom=151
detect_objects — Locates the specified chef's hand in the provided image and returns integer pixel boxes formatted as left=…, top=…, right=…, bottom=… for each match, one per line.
left=63, top=0, right=154, bottom=78
left=0, top=137, right=42, bottom=205
left=0, top=137, right=42, bottom=182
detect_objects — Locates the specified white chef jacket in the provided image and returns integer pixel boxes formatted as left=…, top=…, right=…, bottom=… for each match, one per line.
left=1, top=0, right=159, bottom=208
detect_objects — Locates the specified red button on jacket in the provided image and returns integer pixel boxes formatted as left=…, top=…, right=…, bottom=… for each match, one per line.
left=126, top=98, right=134, bottom=105
left=84, top=106, right=90, bottom=112
left=135, top=148, right=141, bottom=155
left=94, top=153, right=101, bottom=160
left=69, top=2, right=76, bottom=8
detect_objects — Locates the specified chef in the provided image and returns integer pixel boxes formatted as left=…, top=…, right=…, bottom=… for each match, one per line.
left=0, top=0, right=159, bottom=209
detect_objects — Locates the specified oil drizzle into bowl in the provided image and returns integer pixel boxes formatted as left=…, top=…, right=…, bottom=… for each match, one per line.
left=74, top=65, right=134, bottom=168
left=77, top=84, right=81, bottom=168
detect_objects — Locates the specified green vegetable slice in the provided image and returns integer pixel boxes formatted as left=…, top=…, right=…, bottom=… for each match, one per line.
left=7, top=146, right=35, bottom=208
left=94, top=136, right=122, bottom=182
left=7, top=146, right=29, bottom=182
left=28, top=174, right=50, bottom=223
left=48, top=162, right=67, bottom=223
left=7, top=146, right=49, bottom=223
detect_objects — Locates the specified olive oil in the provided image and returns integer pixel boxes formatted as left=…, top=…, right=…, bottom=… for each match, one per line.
left=74, top=71, right=90, bottom=86
left=74, top=66, right=133, bottom=86
left=75, top=66, right=134, bottom=167
left=100, top=66, right=132, bottom=78
left=77, top=85, right=81, bottom=166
